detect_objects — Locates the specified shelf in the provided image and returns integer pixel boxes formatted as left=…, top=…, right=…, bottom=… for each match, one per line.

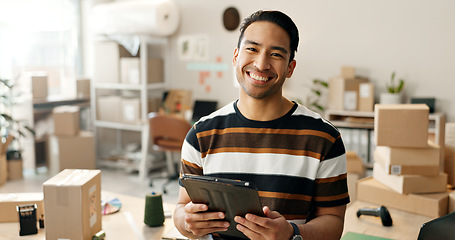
left=94, top=82, right=165, bottom=90
left=94, top=120, right=145, bottom=131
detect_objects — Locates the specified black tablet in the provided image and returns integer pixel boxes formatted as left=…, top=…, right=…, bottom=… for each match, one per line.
left=180, top=174, right=264, bottom=239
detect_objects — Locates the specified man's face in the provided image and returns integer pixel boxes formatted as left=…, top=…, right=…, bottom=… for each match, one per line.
left=233, top=21, right=296, bottom=100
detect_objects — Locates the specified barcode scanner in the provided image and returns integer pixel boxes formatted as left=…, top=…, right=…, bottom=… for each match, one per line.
left=356, top=205, right=393, bottom=226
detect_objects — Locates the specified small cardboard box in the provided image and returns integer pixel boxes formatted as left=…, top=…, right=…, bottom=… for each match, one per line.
left=374, top=104, right=429, bottom=148
left=120, top=57, right=141, bottom=84
left=97, top=96, right=122, bottom=122
left=122, top=98, right=141, bottom=124
left=94, top=41, right=133, bottom=83
left=357, top=177, right=449, bottom=218
left=43, top=169, right=101, bottom=240
left=444, top=145, right=455, bottom=187
left=341, top=66, right=355, bottom=79
left=146, top=58, right=164, bottom=83
left=49, top=131, right=96, bottom=174
left=53, top=105, right=80, bottom=136
left=31, top=73, right=48, bottom=99
left=7, top=159, right=23, bottom=180
left=374, top=143, right=440, bottom=176
left=372, top=162, right=447, bottom=194
left=76, top=78, right=91, bottom=98
left=0, top=193, right=44, bottom=222
left=328, top=76, right=369, bottom=111
left=449, top=191, right=455, bottom=213
left=358, top=82, right=374, bottom=112
left=346, top=151, right=365, bottom=177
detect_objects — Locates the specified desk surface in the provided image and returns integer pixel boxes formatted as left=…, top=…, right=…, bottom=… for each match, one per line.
left=343, top=200, right=431, bottom=240
left=0, top=196, right=432, bottom=240
left=0, top=192, right=181, bottom=240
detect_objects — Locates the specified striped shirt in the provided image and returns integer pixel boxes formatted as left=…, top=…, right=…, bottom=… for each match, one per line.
left=180, top=101, right=350, bottom=221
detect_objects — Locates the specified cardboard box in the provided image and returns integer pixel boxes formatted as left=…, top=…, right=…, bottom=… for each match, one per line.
left=374, top=143, right=440, bottom=176
left=76, top=78, right=91, bottom=98
left=346, top=151, right=366, bottom=177
left=0, top=136, right=13, bottom=185
left=7, top=159, right=23, bottom=180
left=146, top=58, right=164, bottom=83
left=122, top=98, right=141, bottom=124
left=449, top=191, right=455, bottom=213
left=372, top=162, right=447, bottom=194
left=358, top=82, right=374, bottom=112
left=31, top=73, right=48, bottom=99
left=357, top=177, right=449, bottom=218
left=43, top=169, right=101, bottom=240
left=341, top=66, right=355, bottom=79
left=374, top=104, right=429, bottom=148
left=444, top=145, right=455, bottom=187
left=0, top=193, right=44, bottom=222
left=94, top=41, right=133, bottom=83
left=328, top=76, right=369, bottom=111
left=97, top=96, right=122, bottom=122
left=120, top=57, right=141, bottom=84
left=53, top=105, right=80, bottom=136
left=49, top=131, right=96, bottom=174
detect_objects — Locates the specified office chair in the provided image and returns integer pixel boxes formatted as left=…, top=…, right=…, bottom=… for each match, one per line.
left=148, top=112, right=192, bottom=194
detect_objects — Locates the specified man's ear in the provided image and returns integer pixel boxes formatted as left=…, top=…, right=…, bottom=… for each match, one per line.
left=287, top=60, right=297, bottom=78
left=232, top=48, right=239, bottom=66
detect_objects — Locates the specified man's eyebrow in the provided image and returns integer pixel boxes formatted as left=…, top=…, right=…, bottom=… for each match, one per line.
left=244, top=40, right=288, bottom=54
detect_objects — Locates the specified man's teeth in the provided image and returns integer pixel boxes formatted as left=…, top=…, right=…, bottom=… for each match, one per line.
left=250, top=73, right=269, bottom=81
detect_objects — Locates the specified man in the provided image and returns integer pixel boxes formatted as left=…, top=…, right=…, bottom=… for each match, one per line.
left=174, top=10, right=349, bottom=240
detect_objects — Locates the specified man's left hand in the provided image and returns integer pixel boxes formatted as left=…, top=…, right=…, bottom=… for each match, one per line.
left=234, top=206, right=294, bottom=240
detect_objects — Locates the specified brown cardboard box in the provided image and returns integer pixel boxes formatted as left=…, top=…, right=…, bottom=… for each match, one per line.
left=53, top=105, right=80, bottom=136
left=449, top=191, right=455, bottom=213
left=358, top=82, right=374, bottom=112
left=31, top=73, right=48, bottom=99
left=147, top=58, right=164, bottom=83
left=374, top=143, right=440, bottom=176
left=357, top=177, right=449, bottom=218
left=97, top=96, right=122, bottom=122
left=94, top=41, right=133, bottom=83
left=445, top=145, right=455, bottom=187
left=122, top=98, right=141, bottom=124
left=49, top=131, right=96, bottom=174
left=7, top=159, right=23, bottom=180
left=0, top=154, right=7, bottom=186
left=374, top=104, right=429, bottom=148
left=76, top=78, right=91, bottom=98
left=346, top=151, right=366, bottom=177
left=0, top=193, right=44, bottom=222
left=328, top=76, right=369, bottom=111
left=43, top=169, right=101, bottom=240
left=0, top=136, right=13, bottom=185
left=341, top=66, right=355, bottom=79
left=372, top=162, right=447, bottom=194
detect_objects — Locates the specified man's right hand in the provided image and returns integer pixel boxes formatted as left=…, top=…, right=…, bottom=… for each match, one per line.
left=183, top=201, right=230, bottom=237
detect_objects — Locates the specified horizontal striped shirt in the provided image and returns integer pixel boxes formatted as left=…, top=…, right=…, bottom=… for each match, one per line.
left=180, top=101, right=350, bottom=220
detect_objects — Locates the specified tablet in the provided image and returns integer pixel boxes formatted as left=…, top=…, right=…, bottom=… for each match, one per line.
left=180, top=174, right=264, bottom=239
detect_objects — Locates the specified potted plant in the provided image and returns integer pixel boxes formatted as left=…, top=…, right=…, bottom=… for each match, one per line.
left=294, top=78, right=328, bottom=114
left=1, top=77, right=35, bottom=182
left=380, top=71, right=405, bottom=104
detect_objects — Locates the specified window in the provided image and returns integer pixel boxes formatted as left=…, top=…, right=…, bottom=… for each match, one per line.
left=0, top=0, right=82, bottom=96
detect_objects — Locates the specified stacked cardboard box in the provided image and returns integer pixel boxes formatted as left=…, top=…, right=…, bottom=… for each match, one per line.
left=50, top=106, right=96, bottom=174
left=358, top=104, right=450, bottom=217
left=328, top=66, right=374, bottom=112
left=43, top=169, right=101, bottom=240
left=445, top=122, right=455, bottom=187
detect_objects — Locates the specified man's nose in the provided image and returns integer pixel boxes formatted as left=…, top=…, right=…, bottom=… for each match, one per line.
left=253, top=53, right=271, bottom=70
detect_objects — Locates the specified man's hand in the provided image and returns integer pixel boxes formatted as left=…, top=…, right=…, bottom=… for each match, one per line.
left=182, top=201, right=230, bottom=237
left=234, top=206, right=293, bottom=240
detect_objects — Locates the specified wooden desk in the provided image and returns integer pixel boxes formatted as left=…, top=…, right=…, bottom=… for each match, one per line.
left=343, top=200, right=431, bottom=240
left=0, top=192, right=182, bottom=240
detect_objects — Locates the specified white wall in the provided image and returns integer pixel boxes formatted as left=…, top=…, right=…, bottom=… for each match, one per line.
left=84, top=0, right=455, bottom=121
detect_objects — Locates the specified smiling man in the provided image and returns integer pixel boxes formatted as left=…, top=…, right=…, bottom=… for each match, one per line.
left=174, top=10, right=350, bottom=240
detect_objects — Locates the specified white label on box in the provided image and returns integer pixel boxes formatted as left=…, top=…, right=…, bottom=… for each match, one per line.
left=89, top=185, right=97, bottom=227
left=344, top=91, right=357, bottom=111
left=124, top=105, right=136, bottom=121
left=390, top=165, right=402, bottom=175
left=359, top=83, right=371, bottom=98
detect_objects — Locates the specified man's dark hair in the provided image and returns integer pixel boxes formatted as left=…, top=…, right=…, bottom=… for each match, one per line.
left=237, top=10, right=299, bottom=62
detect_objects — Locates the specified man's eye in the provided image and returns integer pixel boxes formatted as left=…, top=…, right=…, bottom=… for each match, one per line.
left=271, top=53, right=284, bottom=59
left=246, top=47, right=257, bottom=52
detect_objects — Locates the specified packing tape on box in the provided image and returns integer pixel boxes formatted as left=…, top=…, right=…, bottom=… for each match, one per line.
left=144, top=192, right=165, bottom=227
